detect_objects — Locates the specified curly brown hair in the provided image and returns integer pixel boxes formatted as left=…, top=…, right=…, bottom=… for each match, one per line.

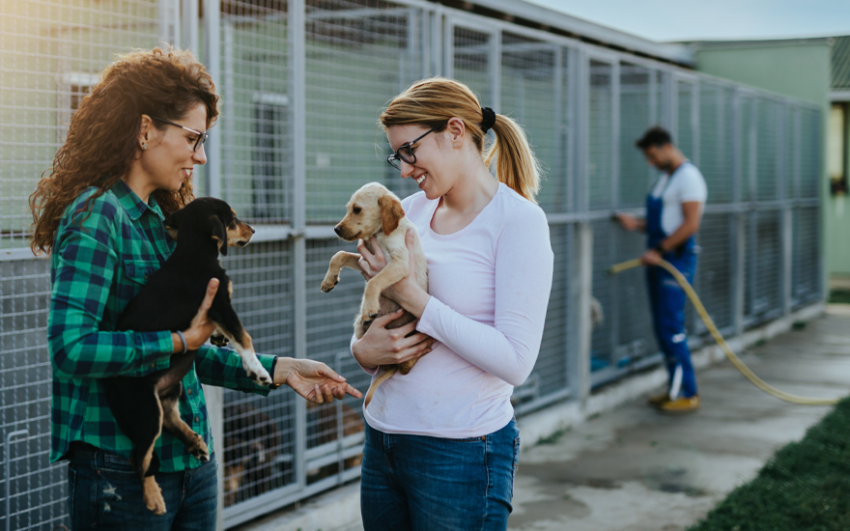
left=29, top=47, right=219, bottom=254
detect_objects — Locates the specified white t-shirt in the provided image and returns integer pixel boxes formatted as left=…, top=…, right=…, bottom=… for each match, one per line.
left=649, top=161, right=707, bottom=235
left=361, top=183, right=554, bottom=438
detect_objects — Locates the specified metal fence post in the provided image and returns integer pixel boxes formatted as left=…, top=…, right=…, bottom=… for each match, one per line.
left=290, top=0, right=308, bottom=493
left=571, top=223, right=593, bottom=406
left=200, top=2, right=223, bottom=528
left=203, top=0, right=221, bottom=200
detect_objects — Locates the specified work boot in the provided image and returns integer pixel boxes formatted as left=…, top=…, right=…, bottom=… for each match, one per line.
left=660, top=395, right=700, bottom=414
left=647, top=392, right=670, bottom=406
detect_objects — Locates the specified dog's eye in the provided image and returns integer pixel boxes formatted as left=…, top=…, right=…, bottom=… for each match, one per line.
left=352, top=206, right=361, bottom=215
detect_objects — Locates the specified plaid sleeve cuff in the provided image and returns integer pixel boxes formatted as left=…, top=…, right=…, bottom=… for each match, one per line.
left=194, top=346, right=276, bottom=396
left=139, top=331, right=174, bottom=372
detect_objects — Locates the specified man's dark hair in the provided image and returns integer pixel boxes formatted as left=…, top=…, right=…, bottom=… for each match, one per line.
left=635, top=126, right=673, bottom=150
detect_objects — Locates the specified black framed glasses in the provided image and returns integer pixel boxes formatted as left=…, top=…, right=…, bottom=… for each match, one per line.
left=151, top=116, right=209, bottom=152
left=386, top=125, right=441, bottom=170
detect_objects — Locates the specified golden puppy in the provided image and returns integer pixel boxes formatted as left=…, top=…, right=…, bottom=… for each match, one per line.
left=321, top=182, right=428, bottom=407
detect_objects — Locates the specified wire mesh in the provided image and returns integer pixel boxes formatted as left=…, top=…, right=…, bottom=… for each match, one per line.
left=513, top=222, right=571, bottom=410
left=0, top=0, right=163, bottom=248
left=221, top=0, right=293, bottom=223
left=756, top=98, right=781, bottom=201
left=613, top=223, right=657, bottom=368
left=698, top=83, right=734, bottom=204
left=590, top=219, right=615, bottom=376
left=800, top=107, right=821, bottom=198
left=304, top=238, right=367, bottom=483
left=739, top=96, right=755, bottom=202
left=220, top=240, right=297, bottom=508
left=792, top=206, right=820, bottom=306
left=0, top=259, right=64, bottom=531
left=676, top=80, right=695, bottom=160
left=452, top=25, right=491, bottom=104
left=588, top=60, right=613, bottom=211
left=619, top=63, right=655, bottom=209
left=751, top=210, right=783, bottom=322
left=694, top=213, right=734, bottom=333
left=304, top=0, right=426, bottom=223
left=500, top=33, right=565, bottom=213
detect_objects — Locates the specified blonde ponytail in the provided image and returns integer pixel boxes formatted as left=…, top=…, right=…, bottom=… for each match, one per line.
left=484, top=114, right=540, bottom=203
left=380, top=77, right=541, bottom=203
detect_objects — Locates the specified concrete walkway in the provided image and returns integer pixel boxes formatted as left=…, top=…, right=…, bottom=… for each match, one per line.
left=508, top=305, right=850, bottom=531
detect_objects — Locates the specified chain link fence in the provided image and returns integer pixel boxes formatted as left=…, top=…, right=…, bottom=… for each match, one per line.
left=0, top=0, right=822, bottom=528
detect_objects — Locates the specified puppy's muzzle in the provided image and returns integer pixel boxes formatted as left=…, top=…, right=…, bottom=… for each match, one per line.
left=233, top=222, right=255, bottom=247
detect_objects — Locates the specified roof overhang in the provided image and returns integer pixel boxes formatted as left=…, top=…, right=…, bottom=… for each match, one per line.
left=435, top=0, right=695, bottom=66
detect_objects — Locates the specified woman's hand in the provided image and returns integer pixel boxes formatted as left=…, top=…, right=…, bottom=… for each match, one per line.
left=357, top=237, right=386, bottom=280
left=174, top=278, right=220, bottom=352
left=352, top=309, right=434, bottom=371
left=273, top=358, right=362, bottom=404
left=358, top=230, right=430, bottom=317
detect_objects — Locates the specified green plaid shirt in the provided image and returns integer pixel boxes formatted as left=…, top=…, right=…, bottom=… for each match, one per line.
left=49, top=181, right=275, bottom=471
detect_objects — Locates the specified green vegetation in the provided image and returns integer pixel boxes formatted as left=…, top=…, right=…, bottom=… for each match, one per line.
left=688, top=397, right=850, bottom=531
left=828, top=289, right=850, bottom=304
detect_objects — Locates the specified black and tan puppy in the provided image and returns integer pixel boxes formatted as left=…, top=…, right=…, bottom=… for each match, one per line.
left=105, top=197, right=271, bottom=515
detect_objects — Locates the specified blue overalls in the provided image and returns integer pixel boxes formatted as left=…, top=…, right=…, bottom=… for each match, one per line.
left=646, top=163, right=698, bottom=399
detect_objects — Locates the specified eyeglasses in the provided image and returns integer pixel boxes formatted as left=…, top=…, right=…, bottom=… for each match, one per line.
left=386, top=125, right=441, bottom=170
left=151, top=116, right=209, bottom=152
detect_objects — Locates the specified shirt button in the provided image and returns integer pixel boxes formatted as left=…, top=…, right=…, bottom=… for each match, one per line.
left=187, top=389, right=192, bottom=395
left=144, top=273, right=149, bottom=280
left=150, top=363, right=155, bottom=368
left=194, top=416, right=199, bottom=423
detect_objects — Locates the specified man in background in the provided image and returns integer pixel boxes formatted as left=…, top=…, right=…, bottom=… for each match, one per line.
left=615, top=126, right=707, bottom=413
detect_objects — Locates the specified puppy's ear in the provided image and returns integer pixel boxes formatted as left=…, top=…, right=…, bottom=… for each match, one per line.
left=379, top=195, right=404, bottom=235
left=208, top=215, right=228, bottom=255
left=164, top=207, right=186, bottom=241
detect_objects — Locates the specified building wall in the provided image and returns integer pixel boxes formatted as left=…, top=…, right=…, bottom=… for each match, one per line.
left=694, top=42, right=844, bottom=281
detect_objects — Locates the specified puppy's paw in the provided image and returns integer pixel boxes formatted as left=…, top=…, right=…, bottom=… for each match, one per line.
left=143, top=478, right=167, bottom=515
left=361, top=302, right=380, bottom=324
left=210, top=334, right=229, bottom=347
left=320, top=272, right=339, bottom=292
left=243, top=362, right=273, bottom=386
left=189, top=435, right=210, bottom=462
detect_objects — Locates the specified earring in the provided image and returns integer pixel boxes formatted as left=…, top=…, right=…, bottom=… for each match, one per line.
left=141, top=143, right=147, bottom=150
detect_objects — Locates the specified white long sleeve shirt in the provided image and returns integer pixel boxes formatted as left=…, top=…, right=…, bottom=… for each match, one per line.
left=361, top=183, right=554, bottom=438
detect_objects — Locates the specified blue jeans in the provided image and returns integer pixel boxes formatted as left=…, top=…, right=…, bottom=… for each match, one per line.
left=67, top=445, right=218, bottom=531
left=361, top=418, right=521, bottom=531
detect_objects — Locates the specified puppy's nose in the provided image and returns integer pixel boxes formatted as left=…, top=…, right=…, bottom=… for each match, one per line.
left=249, top=225, right=255, bottom=234
left=334, top=226, right=342, bottom=236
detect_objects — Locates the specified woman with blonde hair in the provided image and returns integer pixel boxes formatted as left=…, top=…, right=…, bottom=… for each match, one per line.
left=31, top=47, right=359, bottom=530
left=352, top=77, right=554, bottom=530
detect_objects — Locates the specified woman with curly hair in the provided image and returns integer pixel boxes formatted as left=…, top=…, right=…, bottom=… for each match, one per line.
left=30, top=47, right=360, bottom=530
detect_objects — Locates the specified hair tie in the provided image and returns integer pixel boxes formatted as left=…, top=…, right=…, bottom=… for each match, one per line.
left=480, top=107, right=496, bottom=134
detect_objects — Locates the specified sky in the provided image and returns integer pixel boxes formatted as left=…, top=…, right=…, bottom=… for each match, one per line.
left=526, top=0, right=850, bottom=43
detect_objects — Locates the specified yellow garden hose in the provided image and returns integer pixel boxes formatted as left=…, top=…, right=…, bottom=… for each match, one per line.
left=608, top=258, right=839, bottom=406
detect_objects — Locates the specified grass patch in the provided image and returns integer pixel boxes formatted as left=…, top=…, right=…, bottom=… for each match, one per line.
left=536, top=428, right=567, bottom=445
left=828, top=289, right=850, bottom=304
left=688, top=397, right=850, bottom=531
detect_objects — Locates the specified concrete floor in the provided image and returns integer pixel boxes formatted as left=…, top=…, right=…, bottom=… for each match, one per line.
left=508, top=305, right=850, bottom=531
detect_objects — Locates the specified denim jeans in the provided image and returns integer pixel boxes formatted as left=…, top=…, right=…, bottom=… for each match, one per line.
left=361, top=418, right=521, bottom=531
left=67, top=445, right=218, bottom=531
